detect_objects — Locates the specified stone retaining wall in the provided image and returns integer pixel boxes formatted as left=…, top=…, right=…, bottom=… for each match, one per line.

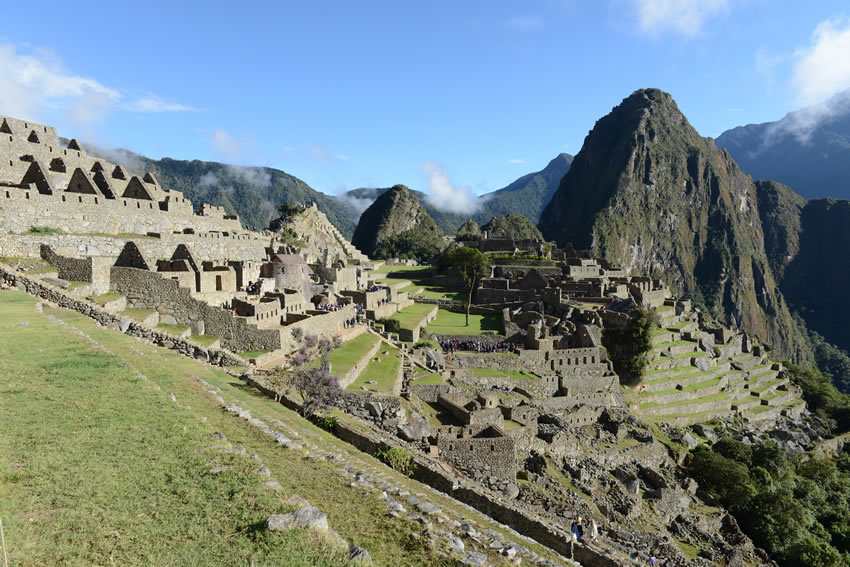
left=0, top=265, right=245, bottom=367
left=0, top=232, right=268, bottom=263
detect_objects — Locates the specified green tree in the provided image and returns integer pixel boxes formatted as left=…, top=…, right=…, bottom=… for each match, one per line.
left=444, top=246, right=489, bottom=326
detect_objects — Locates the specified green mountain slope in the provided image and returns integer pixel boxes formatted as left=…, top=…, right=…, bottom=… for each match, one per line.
left=539, top=88, right=801, bottom=360
left=344, top=153, right=572, bottom=233
left=716, top=88, right=850, bottom=200
left=351, top=185, right=444, bottom=261
left=81, top=146, right=360, bottom=238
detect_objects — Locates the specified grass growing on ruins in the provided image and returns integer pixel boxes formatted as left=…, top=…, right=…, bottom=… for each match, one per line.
left=323, top=332, right=380, bottom=377
left=191, top=334, right=221, bottom=348
left=26, top=225, right=63, bottom=234
left=0, top=257, right=57, bottom=274
left=372, top=265, right=467, bottom=301
left=425, top=308, right=502, bottom=335
left=347, top=344, right=401, bottom=393
left=239, top=349, right=272, bottom=359
left=87, top=291, right=123, bottom=305
left=122, top=307, right=156, bottom=321
left=411, top=373, right=443, bottom=385
left=387, top=302, right=436, bottom=330
left=467, top=367, right=537, bottom=380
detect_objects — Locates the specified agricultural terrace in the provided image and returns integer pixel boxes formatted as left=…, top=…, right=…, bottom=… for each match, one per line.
left=371, top=265, right=466, bottom=301
left=425, top=308, right=502, bottom=336
left=346, top=343, right=402, bottom=393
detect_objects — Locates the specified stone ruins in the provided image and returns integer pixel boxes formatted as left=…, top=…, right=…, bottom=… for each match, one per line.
left=0, top=115, right=821, bottom=566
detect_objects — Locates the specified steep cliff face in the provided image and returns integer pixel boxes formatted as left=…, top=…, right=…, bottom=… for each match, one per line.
left=539, top=89, right=800, bottom=358
left=781, top=199, right=850, bottom=353
left=351, top=184, right=444, bottom=261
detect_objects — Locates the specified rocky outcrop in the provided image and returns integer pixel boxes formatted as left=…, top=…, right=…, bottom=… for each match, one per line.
left=539, top=88, right=801, bottom=360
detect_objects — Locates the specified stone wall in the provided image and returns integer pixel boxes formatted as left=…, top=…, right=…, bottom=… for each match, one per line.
left=111, top=266, right=282, bottom=352
left=241, top=372, right=623, bottom=567
left=0, top=184, right=243, bottom=236
left=39, top=244, right=112, bottom=293
left=0, top=232, right=268, bottom=263
left=437, top=429, right=516, bottom=481
left=0, top=265, right=244, bottom=367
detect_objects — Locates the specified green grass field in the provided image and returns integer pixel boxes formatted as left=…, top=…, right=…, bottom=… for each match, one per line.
left=324, top=332, right=380, bottom=377
left=372, top=266, right=466, bottom=301
left=346, top=343, right=401, bottom=393
left=0, top=290, right=568, bottom=566
left=387, top=303, right=436, bottom=331
left=425, top=309, right=502, bottom=336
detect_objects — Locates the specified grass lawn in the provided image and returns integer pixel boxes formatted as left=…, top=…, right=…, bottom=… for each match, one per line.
left=372, top=266, right=466, bottom=301
left=467, top=367, right=537, bottom=380
left=411, top=373, right=443, bottom=386
left=0, top=292, right=346, bottom=566
left=387, top=303, right=435, bottom=331
left=425, top=308, right=502, bottom=336
left=0, top=257, right=57, bottom=274
left=121, top=307, right=157, bottom=322
left=191, top=334, right=221, bottom=348
left=0, top=290, right=567, bottom=566
left=87, top=291, right=123, bottom=306
left=324, top=332, right=380, bottom=377
left=346, top=343, right=401, bottom=393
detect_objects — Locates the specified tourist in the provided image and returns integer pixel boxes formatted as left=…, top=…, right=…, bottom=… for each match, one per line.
left=590, top=518, right=599, bottom=543
left=571, top=518, right=581, bottom=542
left=576, top=516, right=584, bottom=541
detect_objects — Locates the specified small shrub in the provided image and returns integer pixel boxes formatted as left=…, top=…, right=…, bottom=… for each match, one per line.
left=27, top=226, right=62, bottom=235
left=315, top=414, right=338, bottom=432
left=377, top=446, right=416, bottom=476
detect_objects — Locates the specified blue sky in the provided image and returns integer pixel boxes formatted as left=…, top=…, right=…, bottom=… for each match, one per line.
left=2, top=1, right=849, bottom=212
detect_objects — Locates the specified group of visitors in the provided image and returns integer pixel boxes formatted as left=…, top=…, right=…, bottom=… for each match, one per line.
left=366, top=284, right=383, bottom=292
left=439, top=339, right=517, bottom=354
left=569, top=517, right=598, bottom=544
left=629, top=551, right=666, bottom=566
left=318, top=303, right=343, bottom=312
left=245, top=281, right=260, bottom=295
left=343, top=317, right=359, bottom=328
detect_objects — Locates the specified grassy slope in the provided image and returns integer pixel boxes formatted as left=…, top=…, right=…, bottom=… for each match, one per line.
left=347, top=343, right=401, bottom=393
left=372, top=266, right=466, bottom=301
left=3, top=291, right=568, bottom=566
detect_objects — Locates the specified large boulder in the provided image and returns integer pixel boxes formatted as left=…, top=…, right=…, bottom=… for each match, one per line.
left=267, top=506, right=329, bottom=532
left=397, top=414, right=430, bottom=442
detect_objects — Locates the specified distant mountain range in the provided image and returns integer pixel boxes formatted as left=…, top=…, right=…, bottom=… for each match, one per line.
left=83, top=144, right=571, bottom=239
left=716, top=88, right=850, bottom=200
left=538, top=88, right=850, bottom=392
left=343, top=153, right=572, bottom=233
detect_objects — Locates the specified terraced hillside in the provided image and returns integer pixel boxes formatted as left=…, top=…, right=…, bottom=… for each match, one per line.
left=0, top=290, right=571, bottom=566
left=630, top=317, right=805, bottom=426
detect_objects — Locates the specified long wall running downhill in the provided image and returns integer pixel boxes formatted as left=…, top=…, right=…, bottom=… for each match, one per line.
left=0, top=265, right=245, bottom=367
left=245, top=372, right=626, bottom=567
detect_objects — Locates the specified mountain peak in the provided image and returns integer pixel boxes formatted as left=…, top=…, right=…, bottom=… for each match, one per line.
left=539, top=88, right=800, bottom=359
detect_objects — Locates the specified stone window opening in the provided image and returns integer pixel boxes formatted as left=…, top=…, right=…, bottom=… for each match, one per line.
left=94, top=197, right=98, bottom=204
left=61, top=195, right=65, bottom=202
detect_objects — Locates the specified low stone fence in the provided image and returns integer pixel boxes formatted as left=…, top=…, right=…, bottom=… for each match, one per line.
left=0, top=265, right=245, bottom=367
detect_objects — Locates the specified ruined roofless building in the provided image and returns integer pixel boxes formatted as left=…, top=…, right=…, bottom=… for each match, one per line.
left=0, top=115, right=246, bottom=236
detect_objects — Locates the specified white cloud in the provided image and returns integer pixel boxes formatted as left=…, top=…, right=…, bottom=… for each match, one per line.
left=631, top=0, right=729, bottom=38
left=508, top=159, right=526, bottom=164
left=0, top=42, right=195, bottom=126
left=422, top=161, right=482, bottom=215
left=210, top=129, right=259, bottom=162
left=505, top=16, right=544, bottom=32
left=755, top=18, right=850, bottom=145
left=123, top=95, right=197, bottom=113
left=792, top=18, right=850, bottom=108
left=226, top=164, right=271, bottom=188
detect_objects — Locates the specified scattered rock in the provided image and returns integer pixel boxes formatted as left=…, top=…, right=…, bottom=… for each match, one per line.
left=208, top=465, right=232, bottom=474
left=283, top=493, right=311, bottom=508
left=264, top=480, right=283, bottom=491
left=445, top=533, right=465, bottom=554
left=461, top=551, right=488, bottom=566
left=348, top=544, right=373, bottom=565
left=267, top=507, right=328, bottom=532
left=503, top=483, right=520, bottom=499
